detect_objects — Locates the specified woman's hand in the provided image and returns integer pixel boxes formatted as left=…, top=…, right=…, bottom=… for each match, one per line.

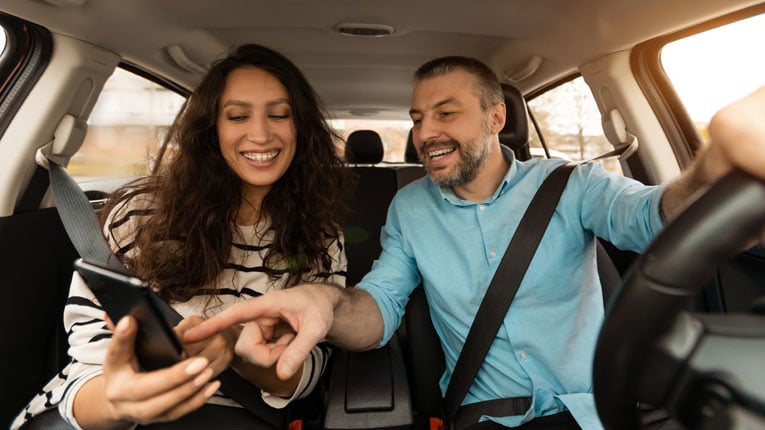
left=74, top=316, right=220, bottom=428
left=175, top=315, right=238, bottom=378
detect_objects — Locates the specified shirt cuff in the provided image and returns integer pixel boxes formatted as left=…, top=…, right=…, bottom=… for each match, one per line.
left=59, top=369, right=127, bottom=430
left=260, top=354, right=312, bottom=409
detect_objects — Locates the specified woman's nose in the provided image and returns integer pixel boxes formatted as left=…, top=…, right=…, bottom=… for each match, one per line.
left=246, top=118, right=269, bottom=143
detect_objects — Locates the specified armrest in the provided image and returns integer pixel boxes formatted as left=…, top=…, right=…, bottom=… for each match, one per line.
left=324, top=332, right=413, bottom=429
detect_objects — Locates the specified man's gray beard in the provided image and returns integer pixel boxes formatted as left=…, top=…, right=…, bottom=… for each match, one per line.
left=426, top=133, right=492, bottom=187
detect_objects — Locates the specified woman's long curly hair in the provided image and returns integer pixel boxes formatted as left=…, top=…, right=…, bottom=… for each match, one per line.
left=101, top=44, right=354, bottom=303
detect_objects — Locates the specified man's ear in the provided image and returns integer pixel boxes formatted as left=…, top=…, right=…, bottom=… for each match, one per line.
left=489, top=102, right=506, bottom=134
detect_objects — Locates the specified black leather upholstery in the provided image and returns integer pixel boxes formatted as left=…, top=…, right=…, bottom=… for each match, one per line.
left=498, top=84, right=529, bottom=150
left=405, top=130, right=419, bottom=163
left=346, top=129, right=384, bottom=164
left=343, top=131, right=396, bottom=285
left=1, top=209, right=76, bottom=427
left=499, top=83, right=532, bottom=161
left=343, top=167, right=398, bottom=285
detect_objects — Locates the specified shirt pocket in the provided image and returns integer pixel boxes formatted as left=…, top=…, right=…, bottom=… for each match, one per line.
left=527, top=231, right=582, bottom=301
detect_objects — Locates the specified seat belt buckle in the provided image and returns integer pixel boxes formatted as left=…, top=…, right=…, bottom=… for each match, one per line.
left=430, top=417, right=445, bottom=430
left=288, top=419, right=303, bottom=430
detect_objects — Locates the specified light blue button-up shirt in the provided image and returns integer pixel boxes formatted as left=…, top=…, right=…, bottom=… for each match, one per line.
left=356, top=146, right=667, bottom=428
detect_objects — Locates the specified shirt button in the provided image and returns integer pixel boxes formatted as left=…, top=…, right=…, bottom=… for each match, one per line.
left=519, top=351, right=527, bottom=360
left=478, top=205, right=485, bottom=211
left=489, top=250, right=497, bottom=258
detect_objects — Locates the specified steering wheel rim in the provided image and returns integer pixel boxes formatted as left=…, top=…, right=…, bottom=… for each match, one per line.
left=593, top=170, right=765, bottom=429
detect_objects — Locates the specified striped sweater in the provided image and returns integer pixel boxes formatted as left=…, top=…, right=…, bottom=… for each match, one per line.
left=12, top=195, right=347, bottom=430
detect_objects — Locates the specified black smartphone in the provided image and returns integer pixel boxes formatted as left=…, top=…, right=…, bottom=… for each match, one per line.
left=73, top=258, right=184, bottom=371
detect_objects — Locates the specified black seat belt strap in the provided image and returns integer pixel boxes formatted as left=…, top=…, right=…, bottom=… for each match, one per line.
left=46, top=160, right=286, bottom=428
left=452, top=397, right=533, bottom=429
left=444, top=163, right=576, bottom=425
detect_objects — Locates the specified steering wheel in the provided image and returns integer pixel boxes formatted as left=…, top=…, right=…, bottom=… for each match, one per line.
left=593, top=170, right=765, bottom=429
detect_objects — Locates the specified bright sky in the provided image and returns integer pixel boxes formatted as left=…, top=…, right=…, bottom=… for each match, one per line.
left=661, top=13, right=765, bottom=123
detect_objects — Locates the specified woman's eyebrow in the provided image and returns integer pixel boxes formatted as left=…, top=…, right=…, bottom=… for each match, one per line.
left=221, top=100, right=251, bottom=108
left=221, top=98, right=290, bottom=108
left=266, top=98, right=290, bottom=107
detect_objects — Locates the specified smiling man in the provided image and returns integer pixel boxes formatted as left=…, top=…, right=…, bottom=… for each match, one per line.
left=186, top=57, right=765, bottom=429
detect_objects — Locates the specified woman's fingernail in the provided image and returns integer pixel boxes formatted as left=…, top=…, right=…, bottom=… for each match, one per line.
left=203, top=380, right=221, bottom=397
left=185, top=357, right=208, bottom=375
left=193, top=368, right=213, bottom=387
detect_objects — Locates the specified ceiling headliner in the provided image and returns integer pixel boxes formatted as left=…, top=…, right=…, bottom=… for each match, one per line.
left=2, top=0, right=761, bottom=119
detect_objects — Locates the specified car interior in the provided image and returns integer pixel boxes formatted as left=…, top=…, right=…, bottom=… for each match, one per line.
left=1, top=0, right=764, bottom=429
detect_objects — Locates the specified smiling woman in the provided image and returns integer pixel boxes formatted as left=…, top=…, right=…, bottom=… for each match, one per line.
left=10, top=43, right=354, bottom=430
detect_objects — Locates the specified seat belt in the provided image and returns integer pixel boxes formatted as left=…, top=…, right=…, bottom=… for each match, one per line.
left=443, top=163, right=576, bottom=428
left=45, top=159, right=289, bottom=429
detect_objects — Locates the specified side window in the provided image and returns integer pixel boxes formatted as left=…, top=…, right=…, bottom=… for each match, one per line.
left=661, top=12, right=765, bottom=144
left=527, top=77, right=623, bottom=175
left=68, top=68, right=186, bottom=189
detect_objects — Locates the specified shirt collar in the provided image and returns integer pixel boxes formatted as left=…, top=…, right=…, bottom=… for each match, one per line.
left=436, top=144, right=517, bottom=206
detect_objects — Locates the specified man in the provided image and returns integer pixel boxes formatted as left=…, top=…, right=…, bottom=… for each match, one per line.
left=186, top=57, right=765, bottom=428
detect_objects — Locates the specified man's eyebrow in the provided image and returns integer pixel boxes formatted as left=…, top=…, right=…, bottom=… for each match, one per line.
left=409, top=97, right=462, bottom=116
left=433, top=97, right=461, bottom=109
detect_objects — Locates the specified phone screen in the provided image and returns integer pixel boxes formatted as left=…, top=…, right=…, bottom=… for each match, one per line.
left=73, top=258, right=183, bottom=371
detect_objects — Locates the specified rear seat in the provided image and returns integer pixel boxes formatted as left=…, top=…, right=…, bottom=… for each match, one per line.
left=342, top=129, right=424, bottom=285
left=342, top=129, right=402, bottom=285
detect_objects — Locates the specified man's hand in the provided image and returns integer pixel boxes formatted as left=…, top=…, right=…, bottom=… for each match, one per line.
left=662, top=86, right=765, bottom=225
left=184, top=284, right=341, bottom=380
left=702, top=86, right=765, bottom=184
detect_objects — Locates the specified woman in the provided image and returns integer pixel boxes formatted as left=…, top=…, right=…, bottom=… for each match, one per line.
left=13, top=43, right=353, bottom=429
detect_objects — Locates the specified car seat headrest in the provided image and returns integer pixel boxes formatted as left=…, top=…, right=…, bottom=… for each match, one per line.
left=405, top=129, right=420, bottom=163
left=346, top=129, right=384, bottom=164
left=498, top=83, right=530, bottom=151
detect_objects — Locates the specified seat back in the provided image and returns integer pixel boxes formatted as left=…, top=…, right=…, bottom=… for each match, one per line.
left=404, top=130, right=419, bottom=164
left=499, top=83, right=532, bottom=161
left=0, top=208, right=77, bottom=427
left=343, top=130, right=397, bottom=286
left=343, top=129, right=426, bottom=285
